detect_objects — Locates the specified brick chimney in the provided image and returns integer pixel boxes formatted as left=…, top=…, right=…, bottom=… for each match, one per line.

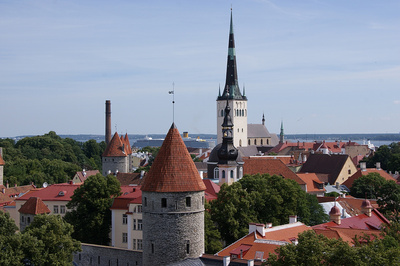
left=105, top=100, right=111, bottom=145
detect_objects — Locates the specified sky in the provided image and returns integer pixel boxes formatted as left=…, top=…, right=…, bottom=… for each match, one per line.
left=1, top=0, right=399, bottom=138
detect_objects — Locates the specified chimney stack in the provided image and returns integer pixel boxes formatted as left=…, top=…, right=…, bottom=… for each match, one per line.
left=105, top=100, right=111, bottom=145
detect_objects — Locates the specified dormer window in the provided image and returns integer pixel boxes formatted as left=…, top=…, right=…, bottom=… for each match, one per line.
left=58, top=191, right=66, bottom=196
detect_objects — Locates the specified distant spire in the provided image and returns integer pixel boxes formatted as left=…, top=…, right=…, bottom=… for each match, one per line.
left=262, top=113, right=265, bottom=126
left=279, top=120, right=284, bottom=144
left=243, top=84, right=246, bottom=97
left=218, top=9, right=246, bottom=101
left=218, top=84, right=221, bottom=97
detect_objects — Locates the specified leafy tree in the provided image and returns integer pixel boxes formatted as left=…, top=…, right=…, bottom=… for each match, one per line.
left=364, top=142, right=400, bottom=173
left=266, top=230, right=358, bottom=266
left=23, top=215, right=81, bottom=265
left=325, top=191, right=340, bottom=197
left=204, top=202, right=223, bottom=254
left=139, top=146, right=160, bottom=167
left=350, top=172, right=386, bottom=199
left=64, top=174, right=121, bottom=245
left=210, top=174, right=328, bottom=244
left=0, top=212, right=80, bottom=266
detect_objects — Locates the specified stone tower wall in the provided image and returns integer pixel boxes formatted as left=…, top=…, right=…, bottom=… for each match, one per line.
left=142, top=191, right=205, bottom=266
left=102, top=156, right=128, bottom=176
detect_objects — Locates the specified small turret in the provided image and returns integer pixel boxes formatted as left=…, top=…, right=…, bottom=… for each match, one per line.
left=329, top=205, right=341, bottom=225
left=361, top=199, right=373, bottom=217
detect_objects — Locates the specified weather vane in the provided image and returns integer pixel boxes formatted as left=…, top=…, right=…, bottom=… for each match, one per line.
left=168, top=82, right=175, bottom=123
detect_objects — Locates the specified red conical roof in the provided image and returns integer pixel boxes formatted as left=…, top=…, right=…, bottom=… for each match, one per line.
left=18, top=197, right=51, bottom=215
left=141, top=123, right=206, bottom=193
left=102, top=132, right=128, bottom=157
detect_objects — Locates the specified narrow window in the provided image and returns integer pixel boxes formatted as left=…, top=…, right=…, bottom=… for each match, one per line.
left=21, top=216, right=25, bottom=223
left=144, top=197, right=147, bottom=207
left=137, top=219, right=143, bottom=230
left=222, top=170, right=225, bottom=178
left=254, top=139, right=257, bottom=145
left=79, top=254, right=81, bottom=261
left=214, top=167, right=219, bottom=179
left=151, top=243, right=155, bottom=253
left=137, top=240, right=143, bottom=250
left=60, top=205, right=66, bottom=214
left=27, top=217, right=31, bottom=224
left=230, top=170, right=234, bottom=178
left=98, top=256, right=101, bottom=264
left=186, top=197, right=191, bottom=207
left=186, top=240, right=190, bottom=254
left=53, top=205, right=59, bottom=214
left=122, top=214, right=127, bottom=224
left=348, top=169, right=351, bottom=174
left=137, top=205, right=142, bottom=213
left=248, top=139, right=251, bottom=145
left=161, top=198, right=167, bottom=208
left=202, top=196, right=205, bottom=205
left=261, top=139, right=263, bottom=145
left=133, top=219, right=136, bottom=230
left=133, top=239, right=136, bottom=250
left=122, top=233, right=128, bottom=243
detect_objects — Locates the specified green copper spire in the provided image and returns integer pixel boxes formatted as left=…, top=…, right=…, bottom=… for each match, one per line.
left=280, top=120, right=285, bottom=144
left=217, top=10, right=246, bottom=101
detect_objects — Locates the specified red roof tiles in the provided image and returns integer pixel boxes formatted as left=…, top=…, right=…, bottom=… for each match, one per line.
left=0, top=153, right=5, bottom=165
left=18, top=197, right=51, bottom=215
left=243, top=157, right=306, bottom=185
left=16, top=183, right=81, bottom=202
left=102, top=132, right=131, bottom=157
left=141, top=124, right=206, bottom=193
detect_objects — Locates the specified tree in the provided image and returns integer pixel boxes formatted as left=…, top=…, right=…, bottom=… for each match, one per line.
left=64, top=174, right=121, bottom=245
left=0, top=212, right=81, bottom=266
left=364, top=142, right=400, bottom=173
left=23, top=215, right=81, bottom=265
left=266, top=230, right=358, bottom=266
left=210, top=174, right=328, bottom=245
left=204, top=202, right=223, bottom=254
left=350, top=172, right=386, bottom=199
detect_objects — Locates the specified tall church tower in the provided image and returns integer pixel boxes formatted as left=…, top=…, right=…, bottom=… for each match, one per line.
left=141, top=123, right=206, bottom=265
left=217, top=10, right=248, bottom=147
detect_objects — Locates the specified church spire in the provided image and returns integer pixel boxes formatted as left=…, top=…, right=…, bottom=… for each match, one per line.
left=280, top=120, right=285, bottom=144
left=217, top=94, right=238, bottom=164
left=218, top=10, right=246, bottom=101
left=262, top=113, right=265, bottom=125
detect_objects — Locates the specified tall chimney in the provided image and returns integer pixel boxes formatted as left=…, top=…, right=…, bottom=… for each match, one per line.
left=105, top=100, right=111, bottom=145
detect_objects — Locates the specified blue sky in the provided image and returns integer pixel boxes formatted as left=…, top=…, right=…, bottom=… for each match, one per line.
left=1, top=0, right=399, bottom=138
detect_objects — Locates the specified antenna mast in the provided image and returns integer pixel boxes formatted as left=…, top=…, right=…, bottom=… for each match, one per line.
left=169, top=82, right=175, bottom=123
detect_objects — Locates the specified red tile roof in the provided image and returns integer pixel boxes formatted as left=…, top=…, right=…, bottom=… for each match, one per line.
left=18, top=197, right=51, bottom=215
left=217, top=222, right=310, bottom=260
left=110, top=185, right=142, bottom=210
left=15, top=183, right=81, bottom=202
left=243, top=157, right=306, bottom=185
left=74, top=170, right=100, bottom=183
left=297, top=173, right=325, bottom=193
left=0, top=184, right=36, bottom=204
left=203, top=179, right=220, bottom=202
left=141, top=124, right=206, bottom=192
left=314, top=227, right=380, bottom=245
left=343, top=168, right=396, bottom=189
left=116, top=172, right=146, bottom=186
left=313, top=209, right=389, bottom=231
left=102, top=132, right=130, bottom=157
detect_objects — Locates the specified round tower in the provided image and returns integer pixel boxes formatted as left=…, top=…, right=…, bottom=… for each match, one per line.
left=141, top=123, right=206, bottom=265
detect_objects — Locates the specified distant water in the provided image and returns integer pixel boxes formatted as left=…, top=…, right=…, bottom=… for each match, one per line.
left=6, top=133, right=399, bottom=148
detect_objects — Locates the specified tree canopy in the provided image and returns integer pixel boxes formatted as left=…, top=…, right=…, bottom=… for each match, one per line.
left=363, top=142, right=400, bottom=173
left=350, top=172, right=400, bottom=219
left=64, top=173, right=121, bottom=245
left=210, top=174, right=328, bottom=244
left=0, top=212, right=81, bottom=266
left=0, top=131, right=106, bottom=187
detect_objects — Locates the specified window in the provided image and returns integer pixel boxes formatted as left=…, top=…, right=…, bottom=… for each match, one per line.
left=133, top=219, right=137, bottom=230
left=21, top=216, right=25, bottom=223
left=27, top=217, right=31, bottom=224
left=137, top=240, right=143, bottom=250
left=144, top=197, right=147, bottom=207
left=122, top=233, right=128, bottom=243
left=261, top=139, right=263, bottom=145
left=122, top=214, right=128, bottom=224
left=186, top=197, right=191, bottom=208
left=186, top=240, right=190, bottom=254
left=202, top=196, right=205, bottom=205
left=230, top=170, right=234, bottom=178
left=151, top=243, right=155, bottom=253
left=137, top=205, right=142, bottom=213
left=214, top=167, right=219, bottom=179
left=348, top=169, right=351, bottom=174
left=161, top=198, right=167, bottom=208
left=222, top=170, right=225, bottom=178
left=53, top=205, right=59, bottom=214
left=60, top=205, right=66, bottom=214
left=254, top=139, right=257, bottom=145
left=137, top=219, right=143, bottom=230
left=133, top=239, right=136, bottom=250
left=248, top=139, right=251, bottom=145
